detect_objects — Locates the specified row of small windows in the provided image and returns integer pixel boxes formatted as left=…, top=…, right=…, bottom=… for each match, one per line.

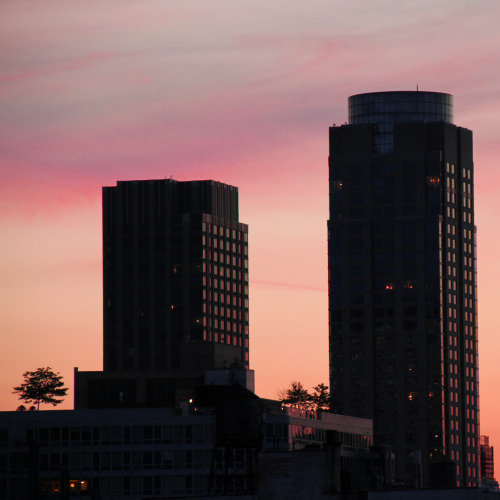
left=202, top=290, right=249, bottom=309
left=33, top=448, right=211, bottom=471
left=202, top=276, right=247, bottom=295
left=93, top=475, right=206, bottom=497
left=464, top=338, right=476, bottom=349
left=264, top=424, right=370, bottom=451
left=464, top=255, right=475, bottom=270
left=203, top=304, right=249, bottom=321
left=463, top=267, right=475, bottom=279
left=332, top=189, right=447, bottom=207
left=345, top=347, right=420, bottom=363
left=464, top=310, right=474, bottom=322
left=446, top=242, right=474, bottom=267
left=467, top=423, right=477, bottom=434
left=448, top=337, right=477, bottom=357
left=202, top=223, right=248, bottom=243
left=466, top=383, right=478, bottom=397
left=446, top=206, right=457, bottom=219
left=350, top=91, right=452, bottom=106
left=446, top=224, right=456, bottom=235
left=350, top=109, right=454, bottom=127
left=169, top=262, right=247, bottom=281
left=203, top=238, right=248, bottom=256
left=203, top=331, right=249, bottom=348
left=447, top=266, right=457, bottom=277
left=202, top=255, right=249, bottom=272
left=0, top=474, right=210, bottom=498
left=29, top=424, right=213, bottom=446
left=466, top=438, right=477, bottom=449
left=333, top=173, right=470, bottom=199
left=449, top=306, right=475, bottom=321
left=446, top=192, right=456, bottom=205
left=466, top=408, right=477, bottom=419
left=204, top=252, right=245, bottom=266
left=333, top=162, right=470, bottom=183
left=202, top=318, right=246, bottom=335
left=450, top=419, right=460, bottom=433
left=331, top=162, right=410, bottom=178
left=364, top=323, right=405, bottom=340
left=454, top=422, right=477, bottom=441
left=465, top=366, right=476, bottom=377
left=464, top=242, right=474, bottom=254
left=465, top=325, right=476, bottom=338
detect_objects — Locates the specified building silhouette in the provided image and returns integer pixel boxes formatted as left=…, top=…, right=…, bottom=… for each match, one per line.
left=102, top=179, right=249, bottom=373
left=75, top=179, right=251, bottom=408
left=328, top=91, right=479, bottom=487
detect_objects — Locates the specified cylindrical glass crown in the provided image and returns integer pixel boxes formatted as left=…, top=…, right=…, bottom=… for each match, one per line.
left=348, top=91, right=453, bottom=153
left=349, top=91, right=453, bottom=125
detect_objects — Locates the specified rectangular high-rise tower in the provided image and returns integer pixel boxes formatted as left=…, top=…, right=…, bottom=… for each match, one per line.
left=328, top=91, right=479, bottom=487
left=103, top=179, right=249, bottom=374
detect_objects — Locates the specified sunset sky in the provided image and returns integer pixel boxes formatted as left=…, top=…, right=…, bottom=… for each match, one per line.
left=1, top=0, right=500, bottom=469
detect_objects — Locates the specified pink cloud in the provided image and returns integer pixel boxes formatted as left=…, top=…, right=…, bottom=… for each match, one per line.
left=0, top=52, right=114, bottom=84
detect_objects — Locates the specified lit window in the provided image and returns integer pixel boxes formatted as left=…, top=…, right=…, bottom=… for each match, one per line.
left=332, top=180, right=343, bottom=192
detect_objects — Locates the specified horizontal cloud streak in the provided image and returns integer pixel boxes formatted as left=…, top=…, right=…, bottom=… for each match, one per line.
left=0, top=52, right=114, bottom=83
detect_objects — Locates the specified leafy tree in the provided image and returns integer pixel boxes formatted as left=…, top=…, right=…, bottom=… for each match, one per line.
left=310, top=383, right=331, bottom=412
left=279, top=381, right=335, bottom=412
left=280, top=381, right=311, bottom=408
left=13, top=367, right=68, bottom=410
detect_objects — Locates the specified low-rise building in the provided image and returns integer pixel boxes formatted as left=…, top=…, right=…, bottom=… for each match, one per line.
left=0, top=385, right=380, bottom=499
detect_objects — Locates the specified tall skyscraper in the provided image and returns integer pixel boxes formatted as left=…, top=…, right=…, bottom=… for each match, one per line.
left=75, top=178, right=252, bottom=409
left=103, top=179, right=249, bottom=374
left=328, top=91, right=479, bottom=487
